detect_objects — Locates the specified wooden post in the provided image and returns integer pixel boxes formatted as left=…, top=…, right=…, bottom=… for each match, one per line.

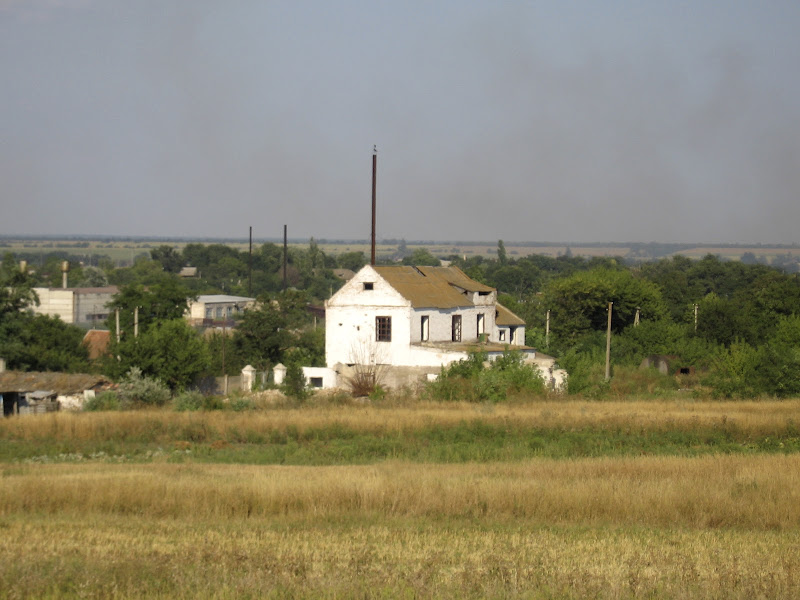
left=605, top=302, right=613, bottom=381
left=545, top=310, right=550, bottom=349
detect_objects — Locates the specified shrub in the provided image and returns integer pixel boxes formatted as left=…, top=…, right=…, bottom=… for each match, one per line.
left=427, top=349, right=546, bottom=402
left=83, top=391, right=120, bottom=412
left=172, top=391, right=204, bottom=412
left=282, top=363, right=308, bottom=401
left=117, top=367, right=171, bottom=406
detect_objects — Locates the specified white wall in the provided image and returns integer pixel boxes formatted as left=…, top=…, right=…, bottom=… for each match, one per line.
left=325, top=266, right=412, bottom=367
left=32, top=288, right=75, bottom=323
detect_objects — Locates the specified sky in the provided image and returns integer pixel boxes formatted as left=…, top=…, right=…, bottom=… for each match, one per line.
left=2, top=1, right=799, bottom=244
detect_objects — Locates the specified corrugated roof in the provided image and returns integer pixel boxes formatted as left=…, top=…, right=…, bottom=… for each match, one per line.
left=495, top=303, right=525, bottom=326
left=372, top=266, right=494, bottom=309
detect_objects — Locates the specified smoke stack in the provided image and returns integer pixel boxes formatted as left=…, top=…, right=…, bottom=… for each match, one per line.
left=61, top=261, right=70, bottom=289
left=371, top=145, right=377, bottom=266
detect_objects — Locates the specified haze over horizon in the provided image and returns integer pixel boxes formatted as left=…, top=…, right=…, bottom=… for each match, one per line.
left=2, top=1, right=799, bottom=245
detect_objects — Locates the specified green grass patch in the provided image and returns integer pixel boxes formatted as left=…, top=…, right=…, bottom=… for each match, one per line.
left=3, top=422, right=800, bottom=465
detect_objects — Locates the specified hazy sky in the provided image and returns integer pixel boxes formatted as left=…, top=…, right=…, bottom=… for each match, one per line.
left=2, top=1, right=799, bottom=244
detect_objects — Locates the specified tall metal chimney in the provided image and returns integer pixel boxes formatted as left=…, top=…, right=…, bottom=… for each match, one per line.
left=371, top=145, right=377, bottom=265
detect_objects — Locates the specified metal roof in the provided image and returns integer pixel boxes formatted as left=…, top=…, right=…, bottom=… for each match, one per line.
left=194, top=295, right=254, bottom=304
left=372, top=266, right=494, bottom=309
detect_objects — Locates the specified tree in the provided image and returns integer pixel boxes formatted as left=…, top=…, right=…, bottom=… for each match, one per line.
left=106, top=279, right=192, bottom=337
left=542, top=268, right=667, bottom=350
left=497, top=240, right=508, bottom=265
left=401, top=248, right=441, bottom=266
left=231, top=303, right=291, bottom=369
left=150, top=245, right=184, bottom=273
left=105, top=319, right=209, bottom=390
left=0, top=253, right=38, bottom=317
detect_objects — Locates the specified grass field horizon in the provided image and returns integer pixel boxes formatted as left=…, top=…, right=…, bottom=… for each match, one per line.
left=2, top=398, right=800, bottom=597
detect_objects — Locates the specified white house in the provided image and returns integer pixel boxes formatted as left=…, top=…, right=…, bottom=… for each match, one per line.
left=324, top=266, right=537, bottom=388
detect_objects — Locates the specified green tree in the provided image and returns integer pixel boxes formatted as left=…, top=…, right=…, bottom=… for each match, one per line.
left=106, top=279, right=192, bottom=337
left=150, top=245, right=184, bottom=273
left=542, top=268, right=667, bottom=350
left=401, top=248, right=441, bottom=266
left=105, top=319, right=209, bottom=390
left=497, top=240, right=508, bottom=265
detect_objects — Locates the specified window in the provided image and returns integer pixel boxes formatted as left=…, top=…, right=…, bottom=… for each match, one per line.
left=363, top=282, right=374, bottom=290
left=451, top=315, right=462, bottom=342
left=215, top=307, right=223, bottom=318
left=499, top=329, right=506, bottom=342
left=421, top=315, right=429, bottom=341
left=477, top=314, right=485, bottom=336
left=509, top=326, right=516, bottom=344
left=310, top=377, right=323, bottom=388
left=376, top=316, right=391, bottom=342
left=205, top=308, right=212, bottom=319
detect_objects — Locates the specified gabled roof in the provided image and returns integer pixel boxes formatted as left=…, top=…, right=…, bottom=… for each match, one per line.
left=82, top=329, right=111, bottom=360
left=372, top=266, right=494, bottom=309
left=495, top=303, right=525, bottom=326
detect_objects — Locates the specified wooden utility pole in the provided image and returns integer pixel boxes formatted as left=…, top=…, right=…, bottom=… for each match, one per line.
left=283, top=224, right=288, bottom=292
left=248, top=226, right=253, bottom=296
left=605, top=302, right=613, bottom=381
left=545, top=310, right=550, bottom=349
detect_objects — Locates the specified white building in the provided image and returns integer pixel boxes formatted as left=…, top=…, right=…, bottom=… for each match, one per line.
left=324, top=266, right=535, bottom=386
left=186, top=295, right=255, bottom=326
left=32, top=287, right=118, bottom=327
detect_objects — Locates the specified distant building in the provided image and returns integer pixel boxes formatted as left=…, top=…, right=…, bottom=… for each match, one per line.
left=186, top=295, right=255, bottom=326
left=32, top=287, right=118, bottom=328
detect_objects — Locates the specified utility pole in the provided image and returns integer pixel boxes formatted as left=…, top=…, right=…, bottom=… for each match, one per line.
left=634, top=307, right=640, bottom=327
left=605, top=302, right=613, bottom=381
left=134, top=306, right=139, bottom=338
left=694, top=303, right=699, bottom=332
left=248, top=226, right=253, bottom=296
left=283, top=224, right=288, bottom=292
left=545, top=309, right=550, bottom=349
left=371, top=145, right=377, bottom=266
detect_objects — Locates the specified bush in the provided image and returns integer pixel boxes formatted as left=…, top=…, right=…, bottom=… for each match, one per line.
left=282, top=363, right=308, bottom=401
left=83, top=391, right=121, bottom=411
left=117, top=367, right=171, bottom=406
left=427, top=349, right=546, bottom=402
left=172, top=391, right=204, bottom=412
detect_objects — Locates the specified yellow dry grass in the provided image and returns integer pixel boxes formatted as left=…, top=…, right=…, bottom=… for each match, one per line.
left=2, top=455, right=799, bottom=529
left=1, top=455, right=800, bottom=598
left=2, top=398, right=798, bottom=442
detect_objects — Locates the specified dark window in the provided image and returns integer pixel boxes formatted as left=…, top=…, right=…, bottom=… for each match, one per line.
left=452, top=315, right=462, bottom=342
left=376, top=316, right=391, bottom=342
left=310, top=377, right=323, bottom=388
left=421, top=315, right=430, bottom=341
left=363, top=282, right=374, bottom=290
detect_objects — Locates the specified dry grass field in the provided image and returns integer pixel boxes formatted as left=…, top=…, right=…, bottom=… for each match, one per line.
left=2, top=400, right=800, bottom=598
